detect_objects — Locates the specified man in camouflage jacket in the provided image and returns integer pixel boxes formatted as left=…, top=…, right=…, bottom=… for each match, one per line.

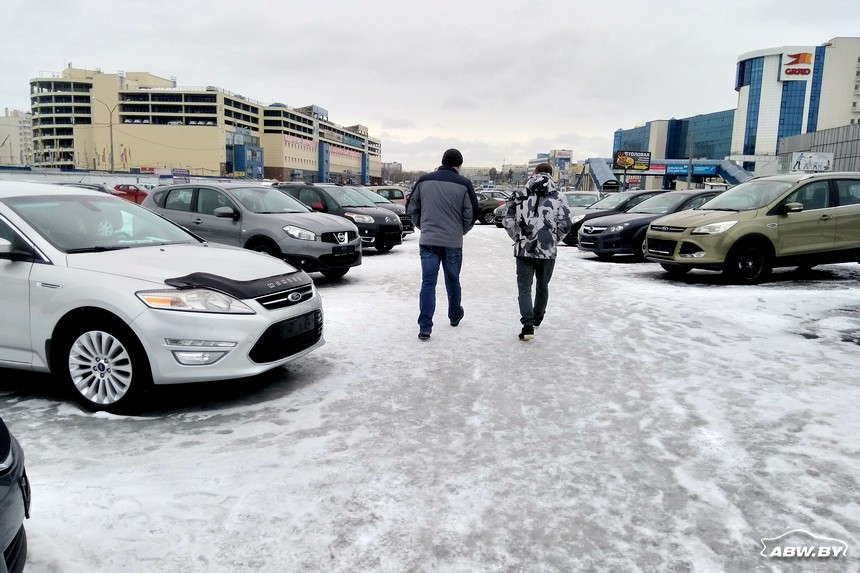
left=502, top=163, right=572, bottom=340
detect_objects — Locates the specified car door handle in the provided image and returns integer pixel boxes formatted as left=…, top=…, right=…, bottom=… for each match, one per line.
left=192, top=218, right=203, bottom=224
left=819, top=215, right=831, bottom=221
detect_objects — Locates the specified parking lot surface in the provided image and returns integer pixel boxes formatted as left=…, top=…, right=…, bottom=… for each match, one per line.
left=2, top=226, right=859, bottom=572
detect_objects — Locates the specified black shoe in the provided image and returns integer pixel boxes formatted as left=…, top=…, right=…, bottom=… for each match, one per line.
left=533, top=315, right=543, bottom=327
left=518, top=325, right=535, bottom=341
left=418, top=332, right=431, bottom=340
left=450, top=310, right=464, bottom=327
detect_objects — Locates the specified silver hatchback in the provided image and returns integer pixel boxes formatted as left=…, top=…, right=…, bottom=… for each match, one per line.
left=143, top=183, right=362, bottom=279
left=0, top=182, right=325, bottom=413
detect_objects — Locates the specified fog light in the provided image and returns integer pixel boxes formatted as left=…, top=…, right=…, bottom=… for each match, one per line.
left=679, top=251, right=706, bottom=259
left=165, top=339, right=237, bottom=348
left=172, top=351, right=226, bottom=365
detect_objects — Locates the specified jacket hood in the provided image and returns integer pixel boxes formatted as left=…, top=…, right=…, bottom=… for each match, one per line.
left=66, top=243, right=298, bottom=286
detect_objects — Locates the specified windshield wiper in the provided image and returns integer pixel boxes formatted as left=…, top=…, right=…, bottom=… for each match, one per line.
left=65, top=246, right=131, bottom=253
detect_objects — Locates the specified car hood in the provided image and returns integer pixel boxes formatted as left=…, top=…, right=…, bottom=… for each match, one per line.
left=276, top=212, right=358, bottom=232
left=66, top=243, right=298, bottom=285
left=651, top=209, right=758, bottom=228
left=342, top=206, right=402, bottom=222
left=585, top=212, right=666, bottom=227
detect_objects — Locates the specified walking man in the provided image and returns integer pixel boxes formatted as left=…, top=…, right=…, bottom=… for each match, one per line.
left=406, top=148, right=480, bottom=340
left=502, top=163, right=572, bottom=341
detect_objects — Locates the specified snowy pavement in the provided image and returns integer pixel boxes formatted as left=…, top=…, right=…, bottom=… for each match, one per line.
left=2, top=225, right=859, bottom=572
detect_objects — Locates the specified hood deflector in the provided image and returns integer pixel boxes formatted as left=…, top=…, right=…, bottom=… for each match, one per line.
left=164, top=271, right=312, bottom=299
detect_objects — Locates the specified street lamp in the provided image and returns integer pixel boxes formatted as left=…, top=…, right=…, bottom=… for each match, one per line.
left=92, top=97, right=119, bottom=173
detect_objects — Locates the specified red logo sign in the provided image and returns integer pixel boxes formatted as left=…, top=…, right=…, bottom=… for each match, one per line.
left=785, top=53, right=812, bottom=66
left=785, top=68, right=811, bottom=75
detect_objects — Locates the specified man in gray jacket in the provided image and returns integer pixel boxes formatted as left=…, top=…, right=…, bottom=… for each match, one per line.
left=406, top=148, right=479, bottom=340
left=503, top=163, right=572, bottom=341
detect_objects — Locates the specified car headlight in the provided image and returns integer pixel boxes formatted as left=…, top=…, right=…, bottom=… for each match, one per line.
left=344, top=212, right=374, bottom=224
left=608, top=223, right=630, bottom=233
left=691, top=221, right=738, bottom=235
left=284, top=225, right=316, bottom=241
left=571, top=214, right=586, bottom=223
left=136, top=289, right=255, bottom=314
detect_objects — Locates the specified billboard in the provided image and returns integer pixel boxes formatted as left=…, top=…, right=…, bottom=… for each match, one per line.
left=779, top=50, right=815, bottom=81
left=614, top=150, right=651, bottom=171
left=666, top=164, right=718, bottom=176
left=790, top=152, right=833, bottom=172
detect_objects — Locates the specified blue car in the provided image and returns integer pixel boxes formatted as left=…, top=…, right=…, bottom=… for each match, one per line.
left=1, top=417, right=30, bottom=573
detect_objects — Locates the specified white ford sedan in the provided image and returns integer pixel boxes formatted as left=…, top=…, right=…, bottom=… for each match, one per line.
left=0, top=182, right=324, bottom=412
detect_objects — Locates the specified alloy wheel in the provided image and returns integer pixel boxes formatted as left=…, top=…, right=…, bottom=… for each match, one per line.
left=68, top=330, right=133, bottom=406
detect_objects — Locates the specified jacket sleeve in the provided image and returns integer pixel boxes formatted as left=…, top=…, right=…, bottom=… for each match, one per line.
left=556, top=195, right=573, bottom=239
left=502, top=197, right=519, bottom=241
left=406, top=186, right=421, bottom=229
left=466, top=181, right=479, bottom=227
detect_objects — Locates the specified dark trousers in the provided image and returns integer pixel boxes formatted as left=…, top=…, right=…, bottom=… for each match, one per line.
left=516, top=256, right=555, bottom=326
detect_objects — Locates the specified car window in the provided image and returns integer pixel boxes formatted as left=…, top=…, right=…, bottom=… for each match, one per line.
left=298, top=188, right=323, bottom=207
left=232, top=186, right=309, bottom=213
left=164, top=188, right=193, bottom=212
left=390, top=190, right=404, bottom=200
left=681, top=193, right=719, bottom=210
left=195, top=188, right=235, bottom=215
left=835, top=180, right=860, bottom=206
left=624, top=193, right=661, bottom=210
left=0, top=218, right=26, bottom=251
left=784, top=181, right=830, bottom=210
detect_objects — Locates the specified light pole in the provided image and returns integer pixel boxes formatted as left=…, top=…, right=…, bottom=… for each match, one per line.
left=92, top=97, right=119, bottom=172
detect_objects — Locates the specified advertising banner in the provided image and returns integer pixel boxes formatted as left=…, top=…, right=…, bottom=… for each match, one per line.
left=614, top=151, right=651, bottom=171
left=790, top=152, right=833, bottom=172
left=665, top=164, right=718, bottom=176
left=779, top=51, right=815, bottom=81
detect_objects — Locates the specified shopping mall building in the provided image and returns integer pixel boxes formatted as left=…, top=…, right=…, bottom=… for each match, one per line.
left=613, top=37, right=860, bottom=181
left=27, top=66, right=382, bottom=183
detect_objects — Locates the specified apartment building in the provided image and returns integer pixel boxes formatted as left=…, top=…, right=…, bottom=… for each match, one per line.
left=0, top=108, right=33, bottom=167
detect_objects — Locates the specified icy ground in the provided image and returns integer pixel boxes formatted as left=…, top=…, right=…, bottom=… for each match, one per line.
left=2, top=225, right=859, bottom=572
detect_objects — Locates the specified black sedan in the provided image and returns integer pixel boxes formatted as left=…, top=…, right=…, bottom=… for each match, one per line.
left=1, top=417, right=30, bottom=573
left=577, top=189, right=723, bottom=261
left=350, top=187, right=414, bottom=236
left=476, top=192, right=507, bottom=225
left=562, top=190, right=666, bottom=246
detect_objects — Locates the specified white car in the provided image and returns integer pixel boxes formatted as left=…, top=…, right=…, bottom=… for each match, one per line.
left=0, top=182, right=324, bottom=412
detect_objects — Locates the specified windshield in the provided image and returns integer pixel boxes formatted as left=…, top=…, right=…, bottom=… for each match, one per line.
left=320, top=186, right=377, bottom=208
left=587, top=193, right=632, bottom=210
left=351, top=187, right=390, bottom=204
left=628, top=193, right=686, bottom=214
left=564, top=193, right=600, bottom=207
left=231, top=186, right=310, bottom=213
left=6, top=195, right=198, bottom=252
left=699, top=180, right=793, bottom=211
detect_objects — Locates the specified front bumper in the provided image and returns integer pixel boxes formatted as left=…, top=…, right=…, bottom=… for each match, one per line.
left=130, top=295, right=325, bottom=384
left=1, top=438, right=29, bottom=573
left=577, top=230, right=633, bottom=255
left=645, top=229, right=734, bottom=268
left=278, top=233, right=362, bottom=272
left=358, top=223, right=403, bottom=248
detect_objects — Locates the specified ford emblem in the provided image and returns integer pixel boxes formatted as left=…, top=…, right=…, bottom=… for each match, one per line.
left=288, top=292, right=302, bottom=302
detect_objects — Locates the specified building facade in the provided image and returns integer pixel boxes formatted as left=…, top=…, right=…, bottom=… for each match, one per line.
left=779, top=122, right=860, bottom=173
left=0, top=109, right=33, bottom=167
left=28, top=66, right=381, bottom=182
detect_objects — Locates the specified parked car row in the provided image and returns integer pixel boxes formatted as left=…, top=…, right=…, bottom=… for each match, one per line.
left=0, top=416, right=29, bottom=573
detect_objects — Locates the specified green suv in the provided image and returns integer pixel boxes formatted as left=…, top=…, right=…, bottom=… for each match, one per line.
left=645, top=173, right=860, bottom=283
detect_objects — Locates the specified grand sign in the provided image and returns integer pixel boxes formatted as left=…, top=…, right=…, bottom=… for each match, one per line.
left=780, top=51, right=814, bottom=81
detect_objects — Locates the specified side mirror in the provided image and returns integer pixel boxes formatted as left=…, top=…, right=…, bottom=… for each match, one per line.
left=0, top=238, right=35, bottom=262
left=213, top=206, right=238, bottom=220
left=310, top=202, right=325, bottom=212
left=780, top=202, right=804, bottom=214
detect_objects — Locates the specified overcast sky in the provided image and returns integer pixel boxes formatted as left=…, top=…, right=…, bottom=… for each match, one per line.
left=3, top=0, right=858, bottom=170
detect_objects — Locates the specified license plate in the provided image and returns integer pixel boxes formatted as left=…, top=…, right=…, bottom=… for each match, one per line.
left=279, top=314, right=316, bottom=338
left=332, top=245, right=355, bottom=256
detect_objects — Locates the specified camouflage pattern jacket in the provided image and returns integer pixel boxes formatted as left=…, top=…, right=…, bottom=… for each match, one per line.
left=502, top=174, right=572, bottom=259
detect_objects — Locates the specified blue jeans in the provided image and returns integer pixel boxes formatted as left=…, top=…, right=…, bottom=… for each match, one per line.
left=516, top=256, right=555, bottom=325
left=418, top=245, right=463, bottom=333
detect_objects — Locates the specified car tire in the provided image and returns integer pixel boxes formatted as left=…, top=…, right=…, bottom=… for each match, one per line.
left=633, top=234, right=647, bottom=262
left=482, top=211, right=496, bottom=225
left=320, top=268, right=349, bottom=279
left=724, top=240, right=772, bottom=284
left=660, top=263, right=691, bottom=277
left=250, top=242, right=281, bottom=258
left=55, top=319, right=152, bottom=413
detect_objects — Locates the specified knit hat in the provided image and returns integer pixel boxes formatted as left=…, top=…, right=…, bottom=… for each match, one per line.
left=441, top=148, right=464, bottom=167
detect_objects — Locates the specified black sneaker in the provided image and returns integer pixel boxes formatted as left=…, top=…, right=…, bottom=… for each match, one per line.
left=518, top=325, right=534, bottom=341
left=418, top=332, right=431, bottom=340
left=450, top=310, right=464, bottom=327
left=533, top=315, right=543, bottom=327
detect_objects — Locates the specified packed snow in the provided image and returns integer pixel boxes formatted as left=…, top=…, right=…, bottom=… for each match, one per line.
left=2, top=224, right=859, bottom=572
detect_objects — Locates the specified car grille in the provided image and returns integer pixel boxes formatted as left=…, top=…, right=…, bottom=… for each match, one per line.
left=379, top=225, right=402, bottom=240
left=254, top=284, right=314, bottom=311
left=399, top=214, right=414, bottom=230
left=581, top=225, right=606, bottom=235
left=647, top=239, right=677, bottom=256
left=321, top=231, right=357, bottom=244
left=249, top=309, right=323, bottom=363
left=649, top=224, right=685, bottom=233
left=3, top=524, right=26, bottom=573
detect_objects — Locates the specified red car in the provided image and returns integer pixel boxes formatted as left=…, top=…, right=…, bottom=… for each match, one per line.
left=112, top=184, right=148, bottom=204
